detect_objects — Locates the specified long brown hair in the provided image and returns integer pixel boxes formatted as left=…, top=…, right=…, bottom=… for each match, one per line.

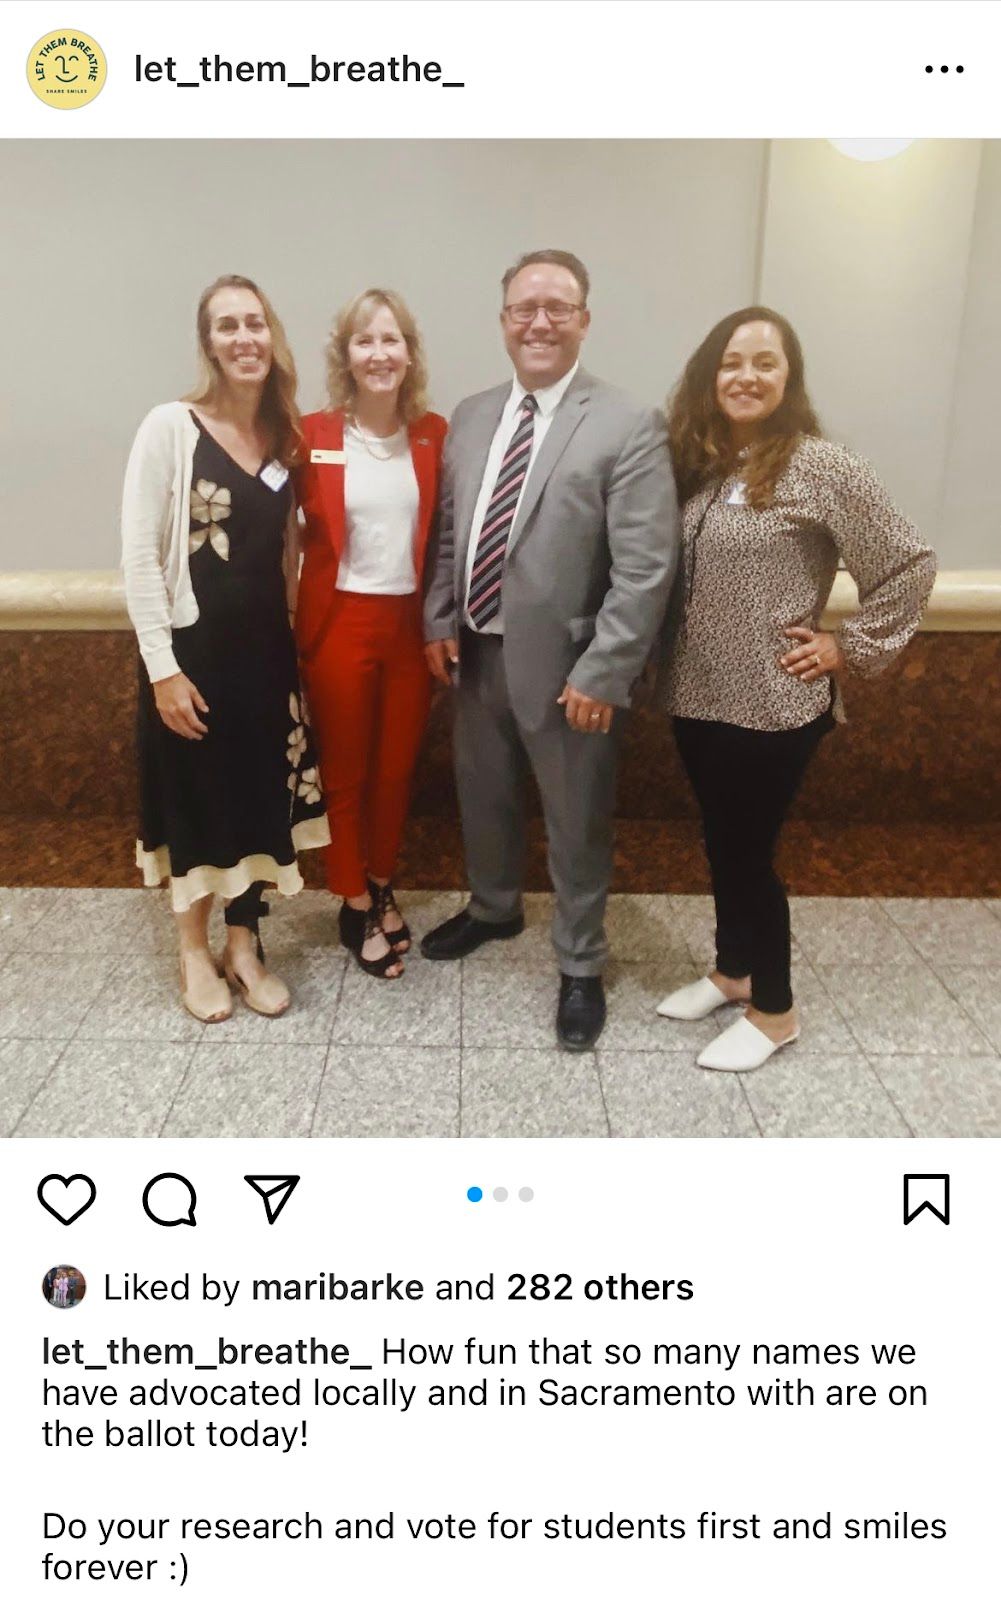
left=186, top=274, right=302, bottom=467
left=668, top=306, right=821, bottom=508
left=325, top=288, right=430, bottom=426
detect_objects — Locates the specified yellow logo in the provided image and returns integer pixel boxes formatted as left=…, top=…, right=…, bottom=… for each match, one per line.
left=27, top=29, right=106, bottom=108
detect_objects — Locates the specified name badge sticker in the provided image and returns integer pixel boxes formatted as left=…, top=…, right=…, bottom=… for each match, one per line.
left=260, top=460, right=290, bottom=492
left=310, top=449, right=346, bottom=466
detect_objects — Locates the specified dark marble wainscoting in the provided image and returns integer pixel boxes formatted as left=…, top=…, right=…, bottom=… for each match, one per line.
left=2, top=630, right=999, bottom=894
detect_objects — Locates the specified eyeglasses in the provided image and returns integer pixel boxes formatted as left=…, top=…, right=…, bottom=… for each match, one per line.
left=502, top=300, right=585, bottom=325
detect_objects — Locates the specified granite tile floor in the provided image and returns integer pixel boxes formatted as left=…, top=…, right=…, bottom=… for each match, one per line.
left=1, top=888, right=999, bottom=1139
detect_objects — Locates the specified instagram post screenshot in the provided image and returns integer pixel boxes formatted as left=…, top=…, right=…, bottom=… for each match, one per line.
left=1, top=1, right=999, bottom=1594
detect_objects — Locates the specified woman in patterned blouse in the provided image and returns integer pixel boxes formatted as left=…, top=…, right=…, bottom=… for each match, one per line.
left=656, top=306, right=936, bottom=1071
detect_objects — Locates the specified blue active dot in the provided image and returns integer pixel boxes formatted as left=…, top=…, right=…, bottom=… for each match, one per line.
left=467, top=1186, right=483, bottom=1203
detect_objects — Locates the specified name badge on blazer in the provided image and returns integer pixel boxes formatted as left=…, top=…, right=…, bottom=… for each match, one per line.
left=310, top=448, right=346, bottom=465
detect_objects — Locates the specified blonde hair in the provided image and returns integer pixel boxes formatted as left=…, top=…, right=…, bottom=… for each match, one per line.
left=186, top=274, right=303, bottom=467
left=325, top=288, right=430, bottom=426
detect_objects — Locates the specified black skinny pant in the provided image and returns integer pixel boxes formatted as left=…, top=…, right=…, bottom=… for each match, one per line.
left=673, top=711, right=833, bottom=1014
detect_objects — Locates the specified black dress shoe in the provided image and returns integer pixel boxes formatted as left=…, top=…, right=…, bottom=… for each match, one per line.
left=420, top=907, right=525, bottom=961
left=557, top=975, right=606, bottom=1051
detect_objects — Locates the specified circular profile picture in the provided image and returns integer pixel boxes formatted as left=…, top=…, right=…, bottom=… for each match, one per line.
left=26, top=30, right=107, bottom=109
left=42, top=1265, right=87, bottom=1308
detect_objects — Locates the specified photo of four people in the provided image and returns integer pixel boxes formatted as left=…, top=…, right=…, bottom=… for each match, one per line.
left=3, top=137, right=997, bottom=1138
left=123, top=245, right=932, bottom=1066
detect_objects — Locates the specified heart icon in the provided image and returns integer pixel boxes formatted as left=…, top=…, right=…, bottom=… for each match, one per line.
left=37, top=1174, right=97, bottom=1226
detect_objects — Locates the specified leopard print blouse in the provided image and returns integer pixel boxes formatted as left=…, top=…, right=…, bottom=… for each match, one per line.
left=658, top=435, right=937, bottom=731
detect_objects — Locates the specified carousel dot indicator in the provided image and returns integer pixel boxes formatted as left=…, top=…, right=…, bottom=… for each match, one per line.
left=518, top=1187, right=535, bottom=1202
left=467, top=1186, right=483, bottom=1203
left=493, top=1187, right=509, bottom=1202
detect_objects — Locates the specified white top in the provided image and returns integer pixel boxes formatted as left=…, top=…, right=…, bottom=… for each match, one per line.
left=337, top=423, right=419, bottom=595
left=121, top=400, right=298, bottom=683
left=462, top=362, right=579, bottom=634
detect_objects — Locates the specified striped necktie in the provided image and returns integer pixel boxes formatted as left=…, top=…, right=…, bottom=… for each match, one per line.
left=467, top=393, right=538, bottom=628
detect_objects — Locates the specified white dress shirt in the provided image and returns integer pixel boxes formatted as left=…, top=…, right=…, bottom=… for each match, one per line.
left=462, top=362, right=579, bottom=633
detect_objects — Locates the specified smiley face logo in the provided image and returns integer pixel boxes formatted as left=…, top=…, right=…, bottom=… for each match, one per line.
left=27, top=30, right=106, bottom=108
left=53, top=53, right=81, bottom=83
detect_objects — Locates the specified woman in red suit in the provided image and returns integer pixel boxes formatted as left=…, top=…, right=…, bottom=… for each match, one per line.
left=296, top=289, right=446, bottom=977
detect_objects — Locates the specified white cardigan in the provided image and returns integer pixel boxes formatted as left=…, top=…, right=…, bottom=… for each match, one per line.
left=121, top=401, right=299, bottom=683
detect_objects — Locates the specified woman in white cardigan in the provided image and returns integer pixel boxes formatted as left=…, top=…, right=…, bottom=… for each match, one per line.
left=122, top=274, right=328, bottom=1022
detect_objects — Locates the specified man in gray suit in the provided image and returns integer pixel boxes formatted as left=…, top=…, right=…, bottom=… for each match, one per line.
left=422, top=249, right=678, bottom=1049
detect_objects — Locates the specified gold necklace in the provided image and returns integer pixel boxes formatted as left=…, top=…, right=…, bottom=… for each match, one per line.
left=347, top=415, right=404, bottom=462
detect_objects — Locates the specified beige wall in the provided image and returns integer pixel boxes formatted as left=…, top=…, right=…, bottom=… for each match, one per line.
left=1, top=138, right=997, bottom=570
left=940, top=139, right=1001, bottom=567
left=759, top=140, right=983, bottom=549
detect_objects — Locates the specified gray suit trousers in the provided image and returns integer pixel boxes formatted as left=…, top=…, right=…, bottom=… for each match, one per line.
left=454, top=630, right=622, bottom=976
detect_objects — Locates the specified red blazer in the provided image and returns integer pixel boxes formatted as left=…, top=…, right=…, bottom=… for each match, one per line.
left=294, top=407, right=447, bottom=662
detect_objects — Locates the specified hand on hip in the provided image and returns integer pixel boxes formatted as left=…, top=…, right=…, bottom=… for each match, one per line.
left=780, top=627, right=845, bottom=683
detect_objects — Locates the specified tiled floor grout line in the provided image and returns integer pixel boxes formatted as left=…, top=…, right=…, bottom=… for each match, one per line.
left=862, top=1054, right=920, bottom=1138
left=803, top=931, right=958, bottom=1063
left=792, top=938, right=924, bottom=1118
left=930, top=964, right=1000, bottom=1057
left=156, top=1034, right=205, bottom=1137
left=2, top=890, right=67, bottom=952
left=736, top=1076, right=765, bottom=1138
left=7, top=1035, right=76, bottom=1136
left=306, top=1042, right=334, bottom=1140
left=907, top=945, right=1000, bottom=1056
left=305, top=960, right=347, bottom=1138
left=3, top=892, right=999, bottom=1137
left=790, top=937, right=866, bottom=1052
left=68, top=960, right=125, bottom=1046
left=873, top=895, right=999, bottom=1075
left=879, top=898, right=1001, bottom=977
left=592, top=1050, right=614, bottom=1138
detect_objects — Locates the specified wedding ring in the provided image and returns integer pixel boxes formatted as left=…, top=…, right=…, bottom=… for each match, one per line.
left=589, top=711, right=600, bottom=721
left=813, top=653, right=821, bottom=667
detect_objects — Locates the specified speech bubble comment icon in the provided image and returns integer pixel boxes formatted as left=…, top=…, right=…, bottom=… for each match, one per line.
left=903, top=1173, right=950, bottom=1226
left=37, top=1174, right=97, bottom=1226
left=142, top=1173, right=197, bottom=1228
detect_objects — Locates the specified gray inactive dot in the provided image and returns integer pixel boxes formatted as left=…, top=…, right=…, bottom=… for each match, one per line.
left=493, top=1187, right=509, bottom=1202
left=518, top=1186, right=534, bottom=1202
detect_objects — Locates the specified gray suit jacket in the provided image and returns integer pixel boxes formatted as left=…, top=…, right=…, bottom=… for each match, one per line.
left=424, top=368, right=679, bottom=732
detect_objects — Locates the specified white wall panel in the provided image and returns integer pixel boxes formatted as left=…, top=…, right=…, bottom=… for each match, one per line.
left=0, top=139, right=763, bottom=570
left=759, top=138, right=982, bottom=555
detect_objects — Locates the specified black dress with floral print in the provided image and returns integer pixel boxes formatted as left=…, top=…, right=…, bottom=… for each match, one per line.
left=137, top=416, right=328, bottom=907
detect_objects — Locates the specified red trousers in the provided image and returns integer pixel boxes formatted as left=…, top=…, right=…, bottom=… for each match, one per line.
left=301, top=591, right=432, bottom=898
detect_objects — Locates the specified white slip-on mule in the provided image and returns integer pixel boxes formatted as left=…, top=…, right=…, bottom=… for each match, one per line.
left=656, top=976, right=732, bottom=1020
left=696, top=1014, right=800, bottom=1072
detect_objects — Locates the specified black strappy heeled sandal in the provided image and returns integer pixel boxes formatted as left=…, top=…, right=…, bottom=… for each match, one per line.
left=367, top=879, right=411, bottom=952
left=339, top=901, right=404, bottom=979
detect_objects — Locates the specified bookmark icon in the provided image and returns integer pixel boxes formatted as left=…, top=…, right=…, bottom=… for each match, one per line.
left=903, top=1173, right=950, bottom=1226
left=244, top=1174, right=300, bottom=1225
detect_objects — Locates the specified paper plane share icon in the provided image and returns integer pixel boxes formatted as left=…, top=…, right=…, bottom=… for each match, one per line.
left=244, top=1174, right=300, bottom=1225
